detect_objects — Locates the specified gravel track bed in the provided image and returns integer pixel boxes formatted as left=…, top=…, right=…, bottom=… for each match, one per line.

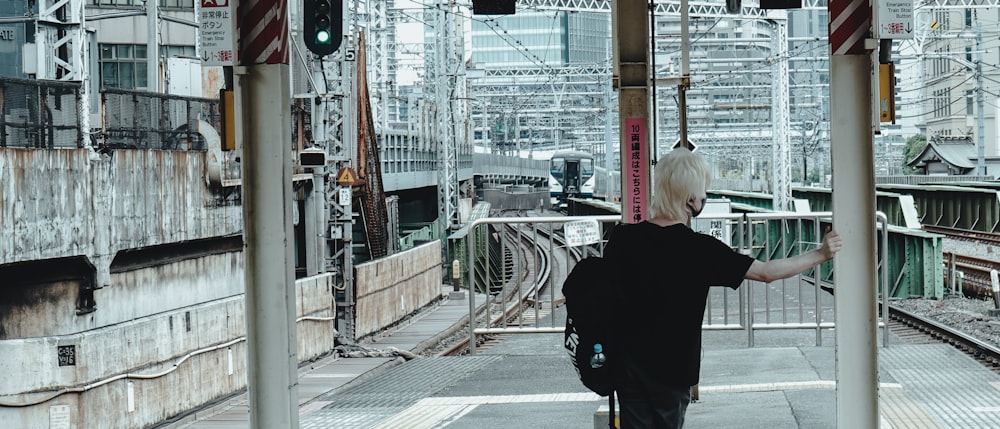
left=891, top=295, right=1000, bottom=347
left=890, top=235, right=1000, bottom=348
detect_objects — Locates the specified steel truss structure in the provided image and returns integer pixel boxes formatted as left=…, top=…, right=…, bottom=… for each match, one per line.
left=36, top=0, right=91, bottom=148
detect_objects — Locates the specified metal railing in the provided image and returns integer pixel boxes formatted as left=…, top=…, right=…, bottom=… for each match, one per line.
left=0, top=76, right=84, bottom=148
left=465, top=212, right=892, bottom=352
left=99, top=88, right=220, bottom=150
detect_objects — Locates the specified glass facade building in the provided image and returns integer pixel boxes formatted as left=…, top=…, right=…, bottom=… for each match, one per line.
left=470, top=11, right=609, bottom=68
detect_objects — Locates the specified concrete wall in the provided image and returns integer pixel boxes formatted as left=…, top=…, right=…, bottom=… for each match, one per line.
left=0, top=270, right=335, bottom=429
left=2, top=252, right=244, bottom=339
left=0, top=147, right=438, bottom=427
left=0, top=148, right=243, bottom=284
left=354, top=241, right=443, bottom=340
left=482, top=189, right=550, bottom=211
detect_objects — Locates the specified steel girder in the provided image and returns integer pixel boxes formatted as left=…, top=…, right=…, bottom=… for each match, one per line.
left=37, top=0, right=91, bottom=147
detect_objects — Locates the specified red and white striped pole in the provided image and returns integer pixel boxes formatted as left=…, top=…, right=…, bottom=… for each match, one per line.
left=235, top=1, right=298, bottom=428
left=829, top=0, right=878, bottom=428
left=238, top=0, right=291, bottom=65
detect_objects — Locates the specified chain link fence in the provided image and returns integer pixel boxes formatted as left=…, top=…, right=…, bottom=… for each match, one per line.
left=0, top=76, right=84, bottom=149
left=100, top=88, right=221, bottom=151
left=0, top=78, right=226, bottom=151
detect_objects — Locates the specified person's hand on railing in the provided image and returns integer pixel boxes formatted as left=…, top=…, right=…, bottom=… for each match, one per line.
left=819, top=227, right=842, bottom=261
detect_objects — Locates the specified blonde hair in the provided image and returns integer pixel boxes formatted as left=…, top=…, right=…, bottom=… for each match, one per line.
left=648, top=148, right=712, bottom=220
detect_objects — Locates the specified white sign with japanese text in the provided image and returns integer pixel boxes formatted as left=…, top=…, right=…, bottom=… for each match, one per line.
left=691, top=200, right=732, bottom=246
left=564, top=219, right=601, bottom=248
left=200, top=0, right=235, bottom=65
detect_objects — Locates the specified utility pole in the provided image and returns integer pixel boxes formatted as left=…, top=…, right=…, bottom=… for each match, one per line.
left=770, top=15, right=790, bottom=211
left=433, top=1, right=461, bottom=237
left=974, top=19, right=985, bottom=175
left=147, top=0, right=159, bottom=92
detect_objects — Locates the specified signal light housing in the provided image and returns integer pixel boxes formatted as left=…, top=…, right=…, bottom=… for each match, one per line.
left=472, top=0, right=516, bottom=15
left=304, top=0, right=342, bottom=56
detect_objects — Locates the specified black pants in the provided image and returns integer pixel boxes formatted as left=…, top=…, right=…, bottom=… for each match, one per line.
left=617, top=366, right=692, bottom=429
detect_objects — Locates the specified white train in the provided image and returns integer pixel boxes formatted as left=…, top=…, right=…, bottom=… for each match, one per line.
left=549, top=150, right=597, bottom=207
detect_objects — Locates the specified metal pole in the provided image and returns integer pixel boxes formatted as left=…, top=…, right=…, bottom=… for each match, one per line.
left=830, top=30, right=879, bottom=429
left=878, top=212, right=889, bottom=347
left=770, top=17, right=790, bottom=211
left=147, top=0, right=158, bottom=92
left=975, top=20, right=986, bottom=176
left=306, top=172, right=326, bottom=276
left=236, top=1, right=298, bottom=426
left=677, top=0, right=690, bottom=151
left=468, top=226, right=477, bottom=354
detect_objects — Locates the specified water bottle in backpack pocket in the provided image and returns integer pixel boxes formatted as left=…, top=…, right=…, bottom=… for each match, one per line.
left=562, top=257, right=617, bottom=397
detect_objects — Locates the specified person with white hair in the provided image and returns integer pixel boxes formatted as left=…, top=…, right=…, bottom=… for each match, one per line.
left=603, top=147, right=842, bottom=428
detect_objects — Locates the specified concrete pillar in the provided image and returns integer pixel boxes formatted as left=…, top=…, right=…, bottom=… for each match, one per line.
left=614, top=0, right=650, bottom=225
left=239, top=58, right=299, bottom=429
left=831, top=53, right=879, bottom=429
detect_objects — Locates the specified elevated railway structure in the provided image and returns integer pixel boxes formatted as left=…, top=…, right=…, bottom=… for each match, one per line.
left=712, top=181, right=1000, bottom=236
left=4, top=0, right=1000, bottom=427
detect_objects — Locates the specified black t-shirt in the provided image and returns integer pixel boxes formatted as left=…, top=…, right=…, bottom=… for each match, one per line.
left=603, top=221, right=754, bottom=388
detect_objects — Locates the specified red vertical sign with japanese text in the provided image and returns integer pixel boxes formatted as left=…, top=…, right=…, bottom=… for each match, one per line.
left=624, top=118, right=648, bottom=224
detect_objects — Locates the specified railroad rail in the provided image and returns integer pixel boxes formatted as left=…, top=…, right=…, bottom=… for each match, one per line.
left=920, top=225, right=999, bottom=297
left=924, top=225, right=1000, bottom=245
left=441, top=211, right=566, bottom=356
left=889, top=304, right=1000, bottom=373
left=943, top=252, right=999, bottom=297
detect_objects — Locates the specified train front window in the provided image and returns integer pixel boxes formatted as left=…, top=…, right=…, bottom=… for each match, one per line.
left=550, top=159, right=565, bottom=178
left=581, top=159, right=594, bottom=177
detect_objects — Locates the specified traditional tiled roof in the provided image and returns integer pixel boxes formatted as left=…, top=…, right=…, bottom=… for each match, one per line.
left=906, top=136, right=976, bottom=171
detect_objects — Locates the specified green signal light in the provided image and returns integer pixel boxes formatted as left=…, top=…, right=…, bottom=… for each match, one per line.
left=316, top=30, right=331, bottom=44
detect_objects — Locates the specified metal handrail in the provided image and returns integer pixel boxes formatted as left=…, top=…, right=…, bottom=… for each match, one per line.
left=464, top=211, right=894, bottom=353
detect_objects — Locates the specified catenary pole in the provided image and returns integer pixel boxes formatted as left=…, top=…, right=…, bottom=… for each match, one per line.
left=235, top=0, right=299, bottom=427
left=614, top=0, right=651, bottom=225
left=829, top=0, right=878, bottom=427
left=147, top=0, right=159, bottom=91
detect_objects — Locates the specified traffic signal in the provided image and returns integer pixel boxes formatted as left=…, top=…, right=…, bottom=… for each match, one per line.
left=304, top=0, right=342, bottom=56
left=726, top=0, right=740, bottom=13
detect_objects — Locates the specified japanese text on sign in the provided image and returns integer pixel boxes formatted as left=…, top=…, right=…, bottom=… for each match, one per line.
left=624, top=118, right=648, bottom=224
left=564, top=220, right=602, bottom=247
left=691, top=201, right=733, bottom=246
left=200, top=0, right=235, bottom=65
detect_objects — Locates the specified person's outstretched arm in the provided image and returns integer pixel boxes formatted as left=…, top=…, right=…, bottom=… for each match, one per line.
left=744, top=228, right=842, bottom=283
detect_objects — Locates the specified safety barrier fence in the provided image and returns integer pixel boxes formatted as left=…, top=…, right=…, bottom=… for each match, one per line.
left=100, top=88, right=220, bottom=150
left=0, top=76, right=84, bottom=148
left=465, top=212, right=892, bottom=353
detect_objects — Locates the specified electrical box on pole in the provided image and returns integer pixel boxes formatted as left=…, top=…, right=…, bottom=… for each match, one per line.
left=878, top=63, right=896, bottom=123
left=304, top=0, right=342, bottom=56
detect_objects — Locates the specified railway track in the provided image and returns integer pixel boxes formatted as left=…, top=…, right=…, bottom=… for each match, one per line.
left=920, top=225, right=999, bottom=297
left=437, top=211, right=569, bottom=356
left=923, top=225, right=1000, bottom=245
left=888, top=304, right=1000, bottom=374
left=942, top=252, right=999, bottom=297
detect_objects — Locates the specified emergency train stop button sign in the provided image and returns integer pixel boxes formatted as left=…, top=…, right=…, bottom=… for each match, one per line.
left=564, top=219, right=601, bottom=247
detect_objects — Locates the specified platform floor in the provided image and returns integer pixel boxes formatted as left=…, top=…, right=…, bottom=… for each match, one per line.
left=168, top=286, right=1000, bottom=429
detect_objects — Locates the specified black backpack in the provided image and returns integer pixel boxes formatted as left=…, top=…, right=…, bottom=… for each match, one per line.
left=562, top=256, right=618, bottom=427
